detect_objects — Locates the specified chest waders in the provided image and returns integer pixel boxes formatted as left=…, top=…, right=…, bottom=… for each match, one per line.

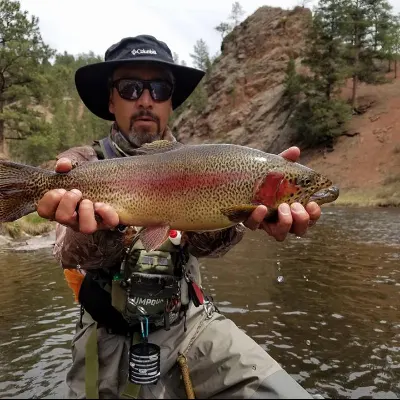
left=82, top=137, right=204, bottom=399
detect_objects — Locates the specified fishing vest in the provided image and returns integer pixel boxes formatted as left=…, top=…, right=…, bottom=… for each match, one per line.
left=77, top=136, right=203, bottom=335
left=78, top=137, right=215, bottom=399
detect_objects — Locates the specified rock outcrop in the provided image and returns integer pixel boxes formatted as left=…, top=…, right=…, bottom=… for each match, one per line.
left=172, top=6, right=311, bottom=154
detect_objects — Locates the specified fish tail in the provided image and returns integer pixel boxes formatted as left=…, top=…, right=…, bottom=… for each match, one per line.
left=0, top=160, right=55, bottom=223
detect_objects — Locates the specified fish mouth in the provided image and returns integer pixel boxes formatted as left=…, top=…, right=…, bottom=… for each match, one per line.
left=309, top=185, right=340, bottom=205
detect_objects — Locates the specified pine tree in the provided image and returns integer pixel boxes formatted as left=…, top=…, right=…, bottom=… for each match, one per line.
left=368, top=0, right=393, bottom=55
left=283, top=57, right=302, bottom=107
left=215, top=22, right=232, bottom=39
left=290, top=0, right=352, bottom=146
left=190, top=39, right=211, bottom=71
left=0, top=0, right=54, bottom=154
left=380, top=14, right=399, bottom=73
left=342, top=0, right=375, bottom=109
left=229, top=2, right=245, bottom=27
left=390, top=15, right=400, bottom=78
left=302, top=0, right=349, bottom=100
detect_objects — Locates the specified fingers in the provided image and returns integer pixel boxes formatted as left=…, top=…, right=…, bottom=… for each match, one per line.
left=37, top=184, right=119, bottom=234
left=55, top=157, right=73, bottom=173
left=94, top=202, right=120, bottom=230
left=38, top=157, right=119, bottom=234
left=261, top=203, right=293, bottom=242
left=78, top=200, right=119, bottom=234
left=243, top=206, right=268, bottom=230
left=305, top=201, right=321, bottom=227
left=243, top=204, right=293, bottom=242
left=77, top=199, right=99, bottom=234
left=247, top=201, right=321, bottom=242
left=278, top=146, right=300, bottom=162
left=54, top=189, right=82, bottom=229
left=37, top=189, right=67, bottom=220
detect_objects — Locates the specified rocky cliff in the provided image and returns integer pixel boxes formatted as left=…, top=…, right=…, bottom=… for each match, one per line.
left=172, top=6, right=311, bottom=154
left=172, top=5, right=400, bottom=207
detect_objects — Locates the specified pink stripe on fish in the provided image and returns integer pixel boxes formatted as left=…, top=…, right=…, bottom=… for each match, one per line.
left=127, top=171, right=250, bottom=191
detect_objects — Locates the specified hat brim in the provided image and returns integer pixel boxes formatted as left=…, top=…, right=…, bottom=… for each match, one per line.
left=75, top=58, right=205, bottom=121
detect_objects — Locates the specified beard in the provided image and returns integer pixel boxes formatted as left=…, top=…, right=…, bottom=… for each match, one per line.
left=125, top=109, right=162, bottom=147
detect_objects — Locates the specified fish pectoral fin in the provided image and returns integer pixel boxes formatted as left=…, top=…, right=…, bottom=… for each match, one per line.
left=139, top=225, right=171, bottom=252
left=221, top=205, right=258, bottom=223
left=263, top=208, right=279, bottom=224
left=135, top=140, right=183, bottom=156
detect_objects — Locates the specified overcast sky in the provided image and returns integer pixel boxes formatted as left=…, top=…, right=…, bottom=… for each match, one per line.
left=18, top=0, right=400, bottom=67
left=17, top=0, right=315, bottom=66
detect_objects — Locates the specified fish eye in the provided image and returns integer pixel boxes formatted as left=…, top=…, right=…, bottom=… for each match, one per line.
left=296, top=177, right=313, bottom=186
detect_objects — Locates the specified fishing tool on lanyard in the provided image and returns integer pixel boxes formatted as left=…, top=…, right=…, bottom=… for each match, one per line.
left=128, top=307, right=161, bottom=385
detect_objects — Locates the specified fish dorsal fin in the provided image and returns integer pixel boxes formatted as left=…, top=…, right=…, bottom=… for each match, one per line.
left=136, top=140, right=183, bottom=156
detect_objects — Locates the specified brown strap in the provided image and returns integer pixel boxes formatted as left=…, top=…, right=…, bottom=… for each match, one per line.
left=177, top=353, right=196, bottom=399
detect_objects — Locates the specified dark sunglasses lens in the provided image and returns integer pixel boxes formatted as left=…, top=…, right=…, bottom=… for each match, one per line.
left=116, top=80, right=143, bottom=100
left=149, top=82, right=173, bottom=101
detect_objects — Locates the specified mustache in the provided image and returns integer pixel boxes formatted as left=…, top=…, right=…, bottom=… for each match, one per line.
left=130, top=110, right=160, bottom=126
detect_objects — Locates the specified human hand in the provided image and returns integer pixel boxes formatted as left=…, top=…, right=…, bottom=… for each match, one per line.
left=37, top=158, right=120, bottom=234
left=243, top=146, right=321, bottom=242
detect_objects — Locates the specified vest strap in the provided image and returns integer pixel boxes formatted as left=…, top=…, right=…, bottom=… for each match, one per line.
left=85, top=324, right=142, bottom=399
left=85, top=322, right=99, bottom=399
left=98, top=137, right=120, bottom=159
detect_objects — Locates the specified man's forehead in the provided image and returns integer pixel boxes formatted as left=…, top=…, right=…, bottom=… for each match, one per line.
left=112, top=63, right=172, bottom=80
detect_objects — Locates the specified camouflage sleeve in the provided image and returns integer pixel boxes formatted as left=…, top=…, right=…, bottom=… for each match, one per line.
left=52, top=145, right=124, bottom=270
left=184, top=224, right=246, bottom=258
left=53, top=223, right=125, bottom=270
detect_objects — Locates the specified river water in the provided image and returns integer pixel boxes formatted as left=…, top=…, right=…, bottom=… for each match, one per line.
left=0, top=206, right=399, bottom=399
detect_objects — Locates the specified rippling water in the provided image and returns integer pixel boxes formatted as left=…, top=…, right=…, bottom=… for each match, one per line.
left=0, top=249, right=77, bottom=399
left=0, top=206, right=399, bottom=399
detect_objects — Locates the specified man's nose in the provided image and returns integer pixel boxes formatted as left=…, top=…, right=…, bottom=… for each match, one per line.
left=136, top=88, right=153, bottom=108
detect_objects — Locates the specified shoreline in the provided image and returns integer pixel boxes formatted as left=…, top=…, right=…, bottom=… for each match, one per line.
left=327, top=188, right=400, bottom=208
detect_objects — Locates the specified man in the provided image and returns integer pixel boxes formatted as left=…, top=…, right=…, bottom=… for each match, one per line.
left=37, top=35, right=321, bottom=399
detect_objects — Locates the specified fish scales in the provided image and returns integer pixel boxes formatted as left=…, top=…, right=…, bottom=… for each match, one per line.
left=0, top=141, right=339, bottom=250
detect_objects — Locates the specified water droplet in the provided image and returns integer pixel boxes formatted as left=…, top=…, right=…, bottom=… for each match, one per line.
left=277, top=275, right=284, bottom=283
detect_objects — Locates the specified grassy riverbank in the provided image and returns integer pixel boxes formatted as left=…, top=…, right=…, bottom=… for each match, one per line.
left=332, top=179, right=400, bottom=208
left=0, top=213, right=55, bottom=239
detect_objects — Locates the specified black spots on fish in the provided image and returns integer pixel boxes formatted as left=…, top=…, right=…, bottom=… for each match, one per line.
left=0, top=161, right=55, bottom=222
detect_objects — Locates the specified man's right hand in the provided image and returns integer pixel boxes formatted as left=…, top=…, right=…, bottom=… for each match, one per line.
left=37, top=158, right=120, bottom=234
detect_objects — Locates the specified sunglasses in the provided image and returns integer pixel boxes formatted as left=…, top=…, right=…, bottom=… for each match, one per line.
left=111, top=78, right=174, bottom=102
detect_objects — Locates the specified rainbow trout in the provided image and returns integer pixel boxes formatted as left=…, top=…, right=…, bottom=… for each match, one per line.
left=0, top=140, right=339, bottom=251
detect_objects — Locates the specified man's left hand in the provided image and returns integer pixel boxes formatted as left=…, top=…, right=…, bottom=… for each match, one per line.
left=243, top=146, right=321, bottom=242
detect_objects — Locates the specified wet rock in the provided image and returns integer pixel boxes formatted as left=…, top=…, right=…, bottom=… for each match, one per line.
left=9, top=231, right=56, bottom=252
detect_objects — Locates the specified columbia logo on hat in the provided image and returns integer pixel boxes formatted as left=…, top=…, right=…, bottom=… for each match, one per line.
left=131, top=48, right=158, bottom=56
